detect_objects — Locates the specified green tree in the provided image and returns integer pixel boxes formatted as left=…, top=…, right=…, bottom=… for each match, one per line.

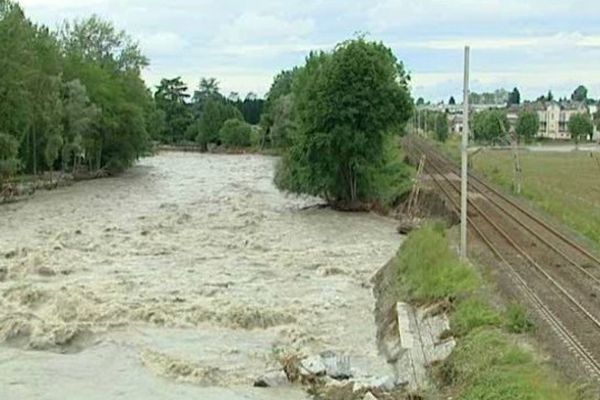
left=61, top=15, right=152, bottom=172
left=154, top=77, right=192, bottom=143
left=192, top=77, right=221, bottom=105
left=61, top=79, right=99, bottom=171
left=568, top=113, right=593, bottom=145
left=515, top=111, right=539, bottom=143
left=449, top=96, right=456, bottom=105
left=472, top=110, right=509, bottom=143
left=60, top=14, right=148, bottom=73
left=197, top=98, right=242, bottom=148
left=237, top=92, right=264, bottom=125
left=44, top=133, right=63, bottom=171
left=264, top=94, right=295, bottom=148
left=508, top=87, right=521, bottom=106
left=0, top=3, right=152, bottom=177
left=435, top=113, right=449, bottom=142
left=571, top=85, right=588, bottom=102
left=275, top=38, right=413, bottom=209
left=0, top=132, right=19, bottom=182
left=219, top=119, right=252, bottom=147
left=260, top=69, right=299, bottom=147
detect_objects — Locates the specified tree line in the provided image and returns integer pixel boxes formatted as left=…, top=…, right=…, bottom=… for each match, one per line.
left=151, top=77, right=265, bottom=149
left=0, top=1, right=159, bottom=183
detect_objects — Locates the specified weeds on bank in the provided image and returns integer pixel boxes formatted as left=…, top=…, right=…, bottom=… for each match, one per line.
left=395, top=224, right=580, bottom=400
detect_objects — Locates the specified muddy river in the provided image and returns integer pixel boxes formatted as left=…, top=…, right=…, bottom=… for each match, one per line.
left=0, top=152, right=402, bottom=399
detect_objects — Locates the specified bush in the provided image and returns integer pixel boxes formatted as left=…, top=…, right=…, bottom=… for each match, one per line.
left=451, top=297, right=502, bottom=337
left=395, top=224, right=479, bottom=302
left=198, top=98, right=243, bottom=146
left=504, top=303, right=534, bottom=334
left=219, top=119, right=252, bottom=148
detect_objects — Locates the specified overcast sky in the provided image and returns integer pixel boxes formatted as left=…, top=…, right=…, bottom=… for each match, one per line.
left=19, top=0, right=600, bottom=101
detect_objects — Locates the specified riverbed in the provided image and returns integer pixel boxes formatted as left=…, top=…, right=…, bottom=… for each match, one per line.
left=0, top=152, right=402, bottom=399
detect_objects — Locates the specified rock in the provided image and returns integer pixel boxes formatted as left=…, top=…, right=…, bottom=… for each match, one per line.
left=0, top=266, right=7, bottom=281
left=397, top=217, right=420, bottom=235
left=300, top=355, right=326, bottom=377
left=353, top=375, right=401, bottom=393
left=254, top=370, right=289, bottom=387
left=363, top=392, right=378, bottom=400
left=321, top=351, right=352, bottom=380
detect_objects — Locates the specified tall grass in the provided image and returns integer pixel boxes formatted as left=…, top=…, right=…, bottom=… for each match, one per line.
left=395, top=225, right=581, bottom=399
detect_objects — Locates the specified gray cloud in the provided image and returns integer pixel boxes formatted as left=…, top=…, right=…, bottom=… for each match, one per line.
left=17, top=0, right=600, bottom=100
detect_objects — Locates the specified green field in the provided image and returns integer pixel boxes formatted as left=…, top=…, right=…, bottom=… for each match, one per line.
left=433, top=135, right=600, bottom=247
left=471, top=149, right=600, bottom=247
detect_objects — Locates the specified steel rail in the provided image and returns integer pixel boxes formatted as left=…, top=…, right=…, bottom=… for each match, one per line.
left=407, top=139, right=600, bottom=331
left=422, top=138, right=600, bottom=267
left=414, top=139, right=600, bottom=287
left=407, top=142, right=600, bottom=378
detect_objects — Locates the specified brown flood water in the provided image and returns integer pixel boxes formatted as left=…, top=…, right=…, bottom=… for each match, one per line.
left=0, top=152, right=402, bottom=399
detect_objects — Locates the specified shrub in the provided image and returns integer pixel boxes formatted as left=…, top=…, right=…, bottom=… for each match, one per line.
left=395, top=224, right=479, bottom=302
left=442, top=329, right=576, bottom=400
left=451, top=297, right=502, bottom=337
left=504, top=303, right=534, bottom=334
left=219, top=119, right=252, bottom=148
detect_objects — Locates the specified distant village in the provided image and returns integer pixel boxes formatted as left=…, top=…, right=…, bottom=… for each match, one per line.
left=417, top=86, right=600, bottom=141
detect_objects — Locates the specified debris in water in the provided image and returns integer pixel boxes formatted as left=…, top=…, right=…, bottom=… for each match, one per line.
left=254, top=370, right=290, bottom=387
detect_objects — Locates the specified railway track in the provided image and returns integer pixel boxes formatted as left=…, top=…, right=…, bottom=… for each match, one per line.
left=404, top=136, right=600, bottom=380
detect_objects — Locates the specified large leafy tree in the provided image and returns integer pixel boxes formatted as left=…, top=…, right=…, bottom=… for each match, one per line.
left=472, top=110, right=509, bottom=143
left=267, top=94, right=295, bottom=148
left=260, top=69, right=300, bottom=147
left=435, top=113, right=449, bottom=142
left=196, top=98, right=242, bottom=148
left=275, top=38, right=413, bottom=209
left=219, top=119, right=252, bottom=148
left=192, top=77, right=221, bottom=106
left=60, top=16, right=152, bottom=172
left=0, top=2, right=153, bottom=177
left=569, top=113, right=593, bottom=145
left=154, top=77, right=192, bottom=143
left=61, top=79, right=99, bottom=171
left=508, top=87, right=521, bottom=106
left=0, top=2, right=37, bottom=168
left=571, top=85, right=588, bottom=102
left=515, top=111, right=539, bottom=143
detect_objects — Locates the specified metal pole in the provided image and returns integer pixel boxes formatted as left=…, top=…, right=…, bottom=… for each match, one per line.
left=461, top=46, right=470, bottom=260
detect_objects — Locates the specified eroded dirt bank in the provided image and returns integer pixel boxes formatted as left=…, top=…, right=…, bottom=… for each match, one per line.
left=0, top=152, right=402, bottom=399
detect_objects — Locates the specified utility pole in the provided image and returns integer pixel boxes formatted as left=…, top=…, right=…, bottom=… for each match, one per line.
left=461, top=46, right=470, bottom=261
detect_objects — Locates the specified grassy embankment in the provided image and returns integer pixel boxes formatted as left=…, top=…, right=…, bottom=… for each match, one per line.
left=394, top=223, right=581, bottom=399
left=437, top=136, right=600, bottom=248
